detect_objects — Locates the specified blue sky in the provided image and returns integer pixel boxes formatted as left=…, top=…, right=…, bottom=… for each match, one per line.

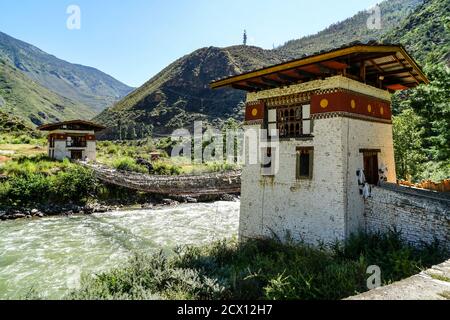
left=0, top=0, right=378, bottom=87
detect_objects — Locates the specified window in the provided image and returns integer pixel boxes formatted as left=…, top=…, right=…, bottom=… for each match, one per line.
left=296, top=147, right=314, bottom=180
left=261, top=147, right=278, bottom=176
left=268, top=104, right=312, bottom=138
left=360, top=149, right=380, bottom=185
left=67, top=136, right=87, bottom=148
left=49, top=135, right=55, bottom=148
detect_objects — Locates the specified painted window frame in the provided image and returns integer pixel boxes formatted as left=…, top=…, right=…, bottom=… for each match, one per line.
left=269, top=104, right=313, bottom=139
left=296, top=147, right=314, bottom=180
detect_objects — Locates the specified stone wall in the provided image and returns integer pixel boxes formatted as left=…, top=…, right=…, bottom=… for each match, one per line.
left=240, top=118, right=348, bottom=245
left=365, top=183, right=450, bottom=250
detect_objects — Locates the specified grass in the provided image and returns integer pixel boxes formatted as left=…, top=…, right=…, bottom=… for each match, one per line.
left=439, top=291, right=450, bottom=300
left=429, top=274, right=450, bottom=283
left=97, top=140, right=240, bottom=175
left=0, top=155, right=97, bottom=207
left=113, top=156, right=149, bottom=174
left=68, top=231, right=449, bottom=300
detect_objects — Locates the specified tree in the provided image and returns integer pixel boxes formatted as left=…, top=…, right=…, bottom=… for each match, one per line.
left=117, top=119, right=122, bottom=141
left=392, top=64, right=450, bottom=162
left=392, top=109, right=426, bottom=181
left=243, top=30, right=247, bottom=46
left=131, top=126, right=138, bottom=140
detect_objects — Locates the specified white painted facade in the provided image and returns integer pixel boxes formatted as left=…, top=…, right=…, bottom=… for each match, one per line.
left=240, top=76, right=396, bottom=245
left=47, top=129, right=97, bottom=162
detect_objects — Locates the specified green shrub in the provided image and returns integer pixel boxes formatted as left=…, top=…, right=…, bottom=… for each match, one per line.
left=69, top=232, right=448, bottom=300
left=113, top=157, right=148, bottom=174
left=151, top=162, right=182, bottom=176
left=50, top=166, right=97, bottom=202
left=0, top=156, right=97, bottom=206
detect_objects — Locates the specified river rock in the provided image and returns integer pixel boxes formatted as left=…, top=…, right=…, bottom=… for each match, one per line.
left=13, top=213, right=26, bottom=219
left=31, top=209, right=39, bottom=215
left=220, top=194, right=238, bottom=202
left=184, top=196, right=198, bottom=203
left=162, top=199, right=179, bottom=206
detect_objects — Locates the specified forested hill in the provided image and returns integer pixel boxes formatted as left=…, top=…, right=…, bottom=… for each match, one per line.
left=382, top=0, right=450, bottom=65
left=277, top=0, right=423, bottom=58
left=95, top=0, right=425, bottom=139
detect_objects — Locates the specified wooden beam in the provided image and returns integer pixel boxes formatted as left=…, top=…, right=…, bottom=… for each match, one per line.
left=277, top=73, right=301, bottom=83
left=295, top=68, right=315, bottom=78
left=246, top=81, right=274, bottom=90
left=391, top=54, right=420, bottom=84
left=317, top=63, right=335, bottom=74
left=367, top=59, right=408, bottom=69
left=231, top=83, right=255, bottom=91
left=367, top=67, right=414, bottom=76
left=260, top=77, right=284, bottom=87
left=359, top=63, right=366, bottom=83
left=368, top=59, right=384, bottom=73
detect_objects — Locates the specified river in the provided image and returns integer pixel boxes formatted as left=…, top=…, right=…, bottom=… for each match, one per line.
left=0, top=201, right=240, bottom=300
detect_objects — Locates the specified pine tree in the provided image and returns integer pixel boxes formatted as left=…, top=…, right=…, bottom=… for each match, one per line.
left=243, top=30, right=247, bottom=46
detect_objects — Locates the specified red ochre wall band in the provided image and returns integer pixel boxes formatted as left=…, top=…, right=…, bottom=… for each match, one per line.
left=48, top=134, right=96, bottom=141
left=311, top=91, right=392, bottom=121
left=245, top=90, right=391, bottom=123
left=245, top=101, right=265, bottom=122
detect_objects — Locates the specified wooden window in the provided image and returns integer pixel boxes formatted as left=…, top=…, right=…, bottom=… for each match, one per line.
left=296, top=147, right=314, bottom=180
left=269, top=104, right=312, bottom=138
left=49, top=135, right=55, bottom=148
left=361, top=150, right=380, bottom=185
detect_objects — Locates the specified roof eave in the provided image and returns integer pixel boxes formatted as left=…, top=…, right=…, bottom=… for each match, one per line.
left=210, top=44, right=429, bottom=89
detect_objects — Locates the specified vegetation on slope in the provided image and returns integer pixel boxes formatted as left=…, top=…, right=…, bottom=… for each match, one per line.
left=392, top=64, right=450, bottom=182
left=0, top=59, right=95, bottom=127
left=95, top=46, right=285, bottom=139
left=389, top=0, right=450, bottom=182
left=0, top=31, right=133, bottom=113
left=94, top=0, right=426, bottom=139
left=278, top=0, right=423, bottom=58
left=0, top=110, right=34, bottom=135
left=382, top=0, right=450, bottom=65
left=68, top=232, right=448, bottom=300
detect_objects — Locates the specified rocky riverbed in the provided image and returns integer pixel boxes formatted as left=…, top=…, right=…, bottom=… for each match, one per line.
left=0, top=193, right=240, bottom=221
left=0, top=201, right=241, bottom=299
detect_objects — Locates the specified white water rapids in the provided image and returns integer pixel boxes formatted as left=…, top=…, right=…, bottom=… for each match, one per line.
left=0, top=201, right=240, bottom=299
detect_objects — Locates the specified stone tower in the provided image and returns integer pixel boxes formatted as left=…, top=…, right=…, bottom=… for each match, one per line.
left=211, top=44, right=428, bottom=245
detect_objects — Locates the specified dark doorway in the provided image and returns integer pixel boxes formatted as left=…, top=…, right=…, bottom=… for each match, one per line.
left=363, top=151, right=379, bottom=185
left=71, top=150, right=83, bottom=160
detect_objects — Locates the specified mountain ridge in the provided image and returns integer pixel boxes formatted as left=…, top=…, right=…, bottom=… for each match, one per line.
left=95, top=0, right=429, bottom=139
left=0, top=58, right=95, bottom=128
left=0, top=31, right=133, bottom=115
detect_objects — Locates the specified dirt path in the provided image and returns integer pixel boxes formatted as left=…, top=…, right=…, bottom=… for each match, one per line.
left=347, top=260, right=450, bottom=300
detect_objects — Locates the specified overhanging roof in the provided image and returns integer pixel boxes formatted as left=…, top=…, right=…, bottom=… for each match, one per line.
left=210, top=43, right=429, bottom=92
left=37, top=120, right=106, bottom=132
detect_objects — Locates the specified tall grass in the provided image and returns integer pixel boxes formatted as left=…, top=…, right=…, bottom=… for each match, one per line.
left=68, top=232, right=448, bottom=300
left=113, top=157, right=148, bottom=174
left=0, top=155, right=97, bottom=206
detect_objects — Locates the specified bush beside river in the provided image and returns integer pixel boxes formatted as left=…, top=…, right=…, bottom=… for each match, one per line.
left=68, top=232, right=448, bottom=300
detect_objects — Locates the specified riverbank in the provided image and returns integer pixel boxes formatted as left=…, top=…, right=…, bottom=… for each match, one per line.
left=0, top=192, right=240, bottom=221
left=68, top=232, right=449, bottom=300
left=0, top=153, right=240, bottom=221
left=0, top=201, right=241, bottom=299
